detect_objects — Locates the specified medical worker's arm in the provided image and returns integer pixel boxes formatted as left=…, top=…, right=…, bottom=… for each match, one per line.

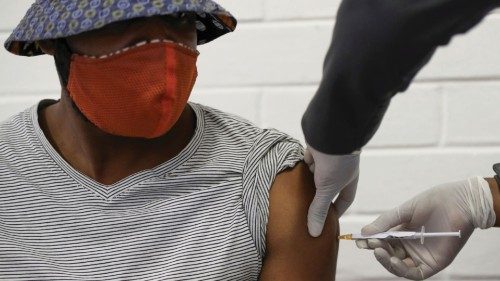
left=303, top=0, right=499, bottom=154
left=356, top=177, right=499, bottom=280
left=259, top=162, right=339, bottom=281
left=304, top=0, right=500, bottom=237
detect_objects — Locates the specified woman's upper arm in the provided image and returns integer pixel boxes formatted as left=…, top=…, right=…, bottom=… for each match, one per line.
left=259, top=162, right=339, bottom=281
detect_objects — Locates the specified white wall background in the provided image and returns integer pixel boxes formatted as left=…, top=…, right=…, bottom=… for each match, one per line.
left=1, top=1, right=500, bottom=280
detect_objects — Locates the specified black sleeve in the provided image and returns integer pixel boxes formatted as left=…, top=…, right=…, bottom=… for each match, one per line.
left=302, top=0, right=499, bottom=155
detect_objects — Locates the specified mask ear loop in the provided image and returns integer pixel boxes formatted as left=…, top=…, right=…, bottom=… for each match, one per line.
left=53, top=39, right=73, bottom=88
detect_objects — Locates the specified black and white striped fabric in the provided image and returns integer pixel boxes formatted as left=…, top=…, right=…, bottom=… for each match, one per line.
left=0, top=100, right=303, bottom=280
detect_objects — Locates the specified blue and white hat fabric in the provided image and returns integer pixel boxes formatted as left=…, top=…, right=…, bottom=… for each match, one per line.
left=4, top=0, right=237, bottom=56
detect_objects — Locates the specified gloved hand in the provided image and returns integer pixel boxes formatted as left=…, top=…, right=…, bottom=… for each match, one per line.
left=305, top=145, right=360, bottom=237
left=356, top=177, right=497, bottom=280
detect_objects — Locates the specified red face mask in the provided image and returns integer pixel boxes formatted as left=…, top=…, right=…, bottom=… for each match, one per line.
left=67, top=40, right=199, bottom=138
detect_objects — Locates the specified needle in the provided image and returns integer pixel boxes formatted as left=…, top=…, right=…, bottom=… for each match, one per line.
left=338, top=226, right=461, bottom=244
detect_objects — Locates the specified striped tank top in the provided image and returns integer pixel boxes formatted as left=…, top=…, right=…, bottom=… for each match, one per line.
left=0, top=100, right=303, bottom=280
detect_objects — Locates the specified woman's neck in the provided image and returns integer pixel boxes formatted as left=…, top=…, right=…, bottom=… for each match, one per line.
left=38, top=92, right=196, bottom=185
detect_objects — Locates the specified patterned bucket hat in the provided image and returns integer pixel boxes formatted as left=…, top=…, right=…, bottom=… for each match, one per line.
left=4, top=0, right=237, bottom=57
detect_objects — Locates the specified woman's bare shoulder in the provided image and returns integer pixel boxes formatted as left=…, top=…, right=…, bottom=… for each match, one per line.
left=260, top=162, right=339, bottom=281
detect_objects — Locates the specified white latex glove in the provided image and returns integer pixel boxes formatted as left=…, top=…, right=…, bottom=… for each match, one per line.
left=356, top=176, right=497, bottom=280
left=305, top=145, right=360, bottom=237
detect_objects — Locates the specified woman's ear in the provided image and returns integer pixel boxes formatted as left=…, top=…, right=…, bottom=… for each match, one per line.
left=36, top=40, right=56, bottom=56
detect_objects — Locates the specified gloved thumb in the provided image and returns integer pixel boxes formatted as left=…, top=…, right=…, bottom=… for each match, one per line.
left=308, top=189, right=335, bottom=237
left=362, top=203, right=413, bottom=235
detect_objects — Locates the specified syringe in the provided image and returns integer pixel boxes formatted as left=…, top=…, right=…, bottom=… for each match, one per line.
left=338, top=226, right=461, bottom=244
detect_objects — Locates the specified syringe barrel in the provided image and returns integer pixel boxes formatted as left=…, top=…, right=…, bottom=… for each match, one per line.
left=421, top=232, right=460, bottom=237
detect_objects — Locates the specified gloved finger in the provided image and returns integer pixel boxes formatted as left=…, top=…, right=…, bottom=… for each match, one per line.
left=389, top=256, right=410, bottom=278
left=308, top=162, right=315, bottom=173
left=390, top=257, right=426, bottom=280
left=378, top=238, right=407, bottom=260
left=332, top=175, right=359, bottom=217
left=393, top=243, right=407, bottom=260
left=407, top=259, right=435, bottom=281
left=373, top=248, right=395, bottom=275
left=308, top=162, right=316, bottom=174
left=362, top=200, right=414, bottom=235
left=356, top=240, right=369, bottom=249
left=370, top=239, right=407, bottom=259
left=303, top=149, right=315, bottom=173
left=367, top=239, right=395, bottom=256
left=358, top=239, right=406, bottom=260
left=402, top=257, right=417, bottom=268
left=304, top=148, right=314, bottom=166
left=307, top=189, right=336, bottom=237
